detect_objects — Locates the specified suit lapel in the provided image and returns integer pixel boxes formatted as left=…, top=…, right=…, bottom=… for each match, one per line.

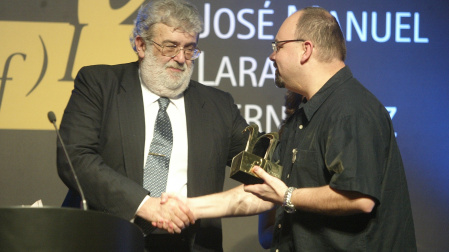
left=184, top=82, right=207, bottom=197
left=117, top=62, right=145, bottom=184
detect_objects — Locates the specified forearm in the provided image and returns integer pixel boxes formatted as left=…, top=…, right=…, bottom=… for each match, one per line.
left=188, top=185, right=274, bottom=219
left=291, top=185, right=375, bottom=215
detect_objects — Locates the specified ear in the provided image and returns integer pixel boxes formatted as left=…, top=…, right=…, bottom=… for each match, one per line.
left=300, top=41, right=313, bottom=64
left=135, top=35, right=146, bottom=59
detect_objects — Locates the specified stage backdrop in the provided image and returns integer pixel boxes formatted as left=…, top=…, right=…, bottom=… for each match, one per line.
left=1, top=0, right=448, bottom=251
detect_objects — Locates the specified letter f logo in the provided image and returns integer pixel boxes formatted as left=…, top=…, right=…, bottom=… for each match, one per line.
left=0, top=53, right=26, bottom=112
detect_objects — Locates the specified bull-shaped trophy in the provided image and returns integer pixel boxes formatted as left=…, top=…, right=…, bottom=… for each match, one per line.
left=230, top=124, right=283, bottom=184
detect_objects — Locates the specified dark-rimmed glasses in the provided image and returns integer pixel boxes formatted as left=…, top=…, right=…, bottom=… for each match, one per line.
left=271, top=39, right=305, bottom=53
left=151, top=40, right=201, bottom=60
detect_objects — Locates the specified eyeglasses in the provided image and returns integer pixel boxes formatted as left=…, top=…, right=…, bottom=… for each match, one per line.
left=271, top=39, right=305, bottom=53
left=151, top=40, right=201, bottom=60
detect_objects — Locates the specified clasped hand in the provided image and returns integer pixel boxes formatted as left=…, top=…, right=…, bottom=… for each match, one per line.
left=243, top=166, right=288, bottom=205
left=137, top=195, right=195, bottom=234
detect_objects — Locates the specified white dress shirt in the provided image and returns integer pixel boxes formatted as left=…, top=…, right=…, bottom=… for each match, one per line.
left=141, top=84, right=189, bottom=197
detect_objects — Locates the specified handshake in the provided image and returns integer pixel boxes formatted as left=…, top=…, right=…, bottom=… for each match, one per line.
left=135, top=165, right=287, bottom=234
left=135, top=191, right=194, bottom=234
left=135, top=125, right=285, bottom=234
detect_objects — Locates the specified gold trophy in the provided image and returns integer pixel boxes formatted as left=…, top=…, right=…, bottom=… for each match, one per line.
left=230, top=124, right=283, bottom=184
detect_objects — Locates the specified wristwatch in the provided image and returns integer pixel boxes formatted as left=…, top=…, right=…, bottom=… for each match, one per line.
left=283, top=187, right=296, bottom=213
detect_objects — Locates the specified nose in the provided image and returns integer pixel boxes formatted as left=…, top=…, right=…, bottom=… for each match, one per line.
left=269, top=51, right=276, bottom=62
left=172, top=49, right=186, bottom=64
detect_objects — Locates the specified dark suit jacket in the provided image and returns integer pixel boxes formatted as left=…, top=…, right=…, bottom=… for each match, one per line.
left=57, top=61, right=249, bottom=251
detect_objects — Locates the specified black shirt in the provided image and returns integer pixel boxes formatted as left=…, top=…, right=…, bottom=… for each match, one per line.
left=271, top=66, right=416, bottom=251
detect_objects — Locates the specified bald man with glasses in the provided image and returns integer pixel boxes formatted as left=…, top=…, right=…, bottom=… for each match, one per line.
left=176, top=6, right=416, bottom=252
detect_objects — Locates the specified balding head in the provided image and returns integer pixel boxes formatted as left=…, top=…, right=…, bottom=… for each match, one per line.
left=293, top=7, right=346, bottom=62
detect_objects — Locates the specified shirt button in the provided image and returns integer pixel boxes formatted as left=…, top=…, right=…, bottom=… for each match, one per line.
left=287, top=174, right=290, bottom=179
left=299, top=125, right=303, bottom=129
left=278, top=224, right=282, bottom=229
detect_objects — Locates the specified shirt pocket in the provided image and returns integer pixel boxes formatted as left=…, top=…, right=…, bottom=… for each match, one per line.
left=294, top=149, right=327, bottom=187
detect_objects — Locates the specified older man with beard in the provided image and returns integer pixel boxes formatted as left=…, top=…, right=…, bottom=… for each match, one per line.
left=56, top=0, right=250, bottom=251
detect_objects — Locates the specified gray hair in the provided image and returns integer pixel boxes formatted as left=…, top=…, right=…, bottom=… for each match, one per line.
left=130, top=0, right=203, bottom=52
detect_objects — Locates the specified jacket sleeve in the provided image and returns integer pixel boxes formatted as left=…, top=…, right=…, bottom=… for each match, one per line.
left=57, top=65, right=148, bottom=220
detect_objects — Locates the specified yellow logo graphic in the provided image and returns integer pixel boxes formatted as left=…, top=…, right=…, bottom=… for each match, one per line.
left=0, top=0, right=144, bottom=130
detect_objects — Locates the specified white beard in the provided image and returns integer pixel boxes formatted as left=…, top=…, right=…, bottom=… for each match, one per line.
left=140, top=48, right=194, bottom=98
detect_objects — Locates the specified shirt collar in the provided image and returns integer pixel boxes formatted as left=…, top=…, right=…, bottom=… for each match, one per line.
left=299, top=66, right=353, bottom=122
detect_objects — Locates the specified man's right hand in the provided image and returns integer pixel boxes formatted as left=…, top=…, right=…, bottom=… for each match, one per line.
left=136, top=196, right=195, bottom=234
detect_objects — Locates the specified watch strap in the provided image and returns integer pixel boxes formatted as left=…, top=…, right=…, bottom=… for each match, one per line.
left=283, top=187, right=296, bottom=213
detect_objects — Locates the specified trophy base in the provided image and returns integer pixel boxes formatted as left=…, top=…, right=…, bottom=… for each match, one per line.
left=230, top=170, right=264, bottom=185
left=230, top=151, right=266, bottom=184
left=230, top=151, right=283, bottom=185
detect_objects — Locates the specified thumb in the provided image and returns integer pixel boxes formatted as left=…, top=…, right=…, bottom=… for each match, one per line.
left=252, top=166, right=269, bottom=179
left=160, top=192, right=169, bottom=204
